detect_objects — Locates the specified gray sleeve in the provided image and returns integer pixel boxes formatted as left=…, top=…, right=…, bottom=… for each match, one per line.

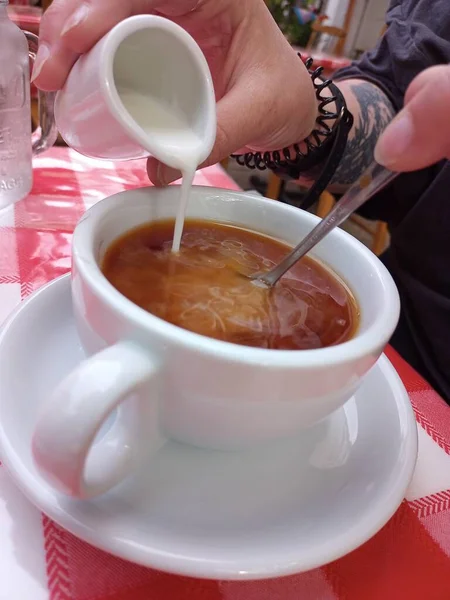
left=334, top=0, right=450, bottom=112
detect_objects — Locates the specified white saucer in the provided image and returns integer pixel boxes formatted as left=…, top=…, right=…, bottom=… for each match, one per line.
left=0, top=275, right=417, bottom=580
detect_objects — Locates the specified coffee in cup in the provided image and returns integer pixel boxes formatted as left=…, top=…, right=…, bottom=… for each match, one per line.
left=101, top=218, right=359, bottom=350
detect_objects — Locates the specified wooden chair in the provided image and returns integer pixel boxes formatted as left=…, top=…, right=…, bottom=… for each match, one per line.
left=266, top=165, right=389, bottom=255
left=306, top=0, right=357, bottom=58
left=306, top=22, right=347, bottom=57
left=316, top=193, right=389, bottom=256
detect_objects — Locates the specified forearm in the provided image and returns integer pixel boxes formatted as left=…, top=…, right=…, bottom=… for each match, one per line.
left=329, top=79, right=396, bottom=192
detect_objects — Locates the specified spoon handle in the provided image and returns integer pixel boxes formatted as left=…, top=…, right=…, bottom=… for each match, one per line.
left=259, top=162, right=398, bottom=287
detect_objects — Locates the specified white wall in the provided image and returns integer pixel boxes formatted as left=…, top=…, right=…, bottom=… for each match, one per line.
left=323, top=0, right=350, bottom=28
left=323, top=0, right=390, bottom=57
left=346, top=0, right=390, bottom=55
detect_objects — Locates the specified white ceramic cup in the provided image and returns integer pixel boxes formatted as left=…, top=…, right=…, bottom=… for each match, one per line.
left=54, top=15, right=216, bottom=164
left=32, top=186, right=400, bottom=499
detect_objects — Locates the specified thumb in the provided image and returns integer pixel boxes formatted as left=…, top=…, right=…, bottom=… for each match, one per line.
left=375, top=65, right=450, bottom=171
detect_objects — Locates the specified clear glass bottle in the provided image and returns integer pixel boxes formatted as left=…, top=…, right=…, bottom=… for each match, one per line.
left=0, top=0, right=56, bottom=208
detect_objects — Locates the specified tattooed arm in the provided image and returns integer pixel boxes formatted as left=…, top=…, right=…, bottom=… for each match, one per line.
left=328, top=79, right=396, bottom=193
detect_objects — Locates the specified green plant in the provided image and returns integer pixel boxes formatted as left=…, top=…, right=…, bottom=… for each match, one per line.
left=267, top=0, right=316, bottom=46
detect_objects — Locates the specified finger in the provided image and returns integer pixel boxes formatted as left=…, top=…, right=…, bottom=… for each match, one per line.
left=403, top=64, right=449, bottom=105
left=37, top=0, right=79, bottom=45
left=34, top=0, right=141, bottom=90
left=147, top=160, right=180, bottom=187
left=60, top=0, right=201, bottom=54
left=31, top=0, right=81, bottom=90
left=375, top=65, right=450, bottom=171
left=58, top=0, right=145, bottom=53
left=33, top=0, right=201, bottom=90
left=146, top=141, right=253, bottom=186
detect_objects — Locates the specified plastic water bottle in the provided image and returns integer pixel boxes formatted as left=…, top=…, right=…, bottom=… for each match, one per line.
left=0, top=0, right=56, bottom=208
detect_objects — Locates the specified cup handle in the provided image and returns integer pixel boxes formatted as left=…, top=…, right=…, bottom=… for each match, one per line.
left=25, top=31, right=58, bottom=155
left=32, top=341, right=158, bottom=499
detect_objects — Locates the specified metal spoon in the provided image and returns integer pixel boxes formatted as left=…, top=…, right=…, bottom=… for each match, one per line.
left=249, top=161, right=398, bottom=288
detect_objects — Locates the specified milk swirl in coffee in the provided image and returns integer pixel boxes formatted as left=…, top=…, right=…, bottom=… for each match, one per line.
left=102, top=219, right=359, bottom=350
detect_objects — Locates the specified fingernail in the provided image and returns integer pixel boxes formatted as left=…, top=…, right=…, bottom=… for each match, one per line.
left=375, top=111, right=414, bottom=167
left=61, top=3, right=90, bottom=36
left=31, top=44, right=50, bottom=83
left=156, top=164, right=181, bottom=186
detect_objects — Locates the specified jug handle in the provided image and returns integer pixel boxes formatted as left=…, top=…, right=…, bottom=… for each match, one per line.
left=25, top=31, right=58, bottom=156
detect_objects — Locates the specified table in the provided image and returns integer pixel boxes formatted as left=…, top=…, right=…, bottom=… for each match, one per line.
left=7, top=5, right=41, bottom=35
left=1, top=148, right=450, bottom=600
left=295, top=48, right=352, bottom=76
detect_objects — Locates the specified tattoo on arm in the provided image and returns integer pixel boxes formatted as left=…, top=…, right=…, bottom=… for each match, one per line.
left=331, top=81, right=395, bottom=189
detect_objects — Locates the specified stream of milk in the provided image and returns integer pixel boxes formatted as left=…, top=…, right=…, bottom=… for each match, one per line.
left=119, top=89, right=205, bottom=253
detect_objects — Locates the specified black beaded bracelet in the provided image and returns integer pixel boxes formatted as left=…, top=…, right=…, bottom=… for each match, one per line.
left=231, top=56, right=354, bottom=210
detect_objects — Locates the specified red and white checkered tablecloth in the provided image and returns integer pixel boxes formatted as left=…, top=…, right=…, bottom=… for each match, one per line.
left=295, top=48, right=352, bottom=74
left=7, top=5, right=41, bottom=34
left=2, top=148, right=450, bottom=600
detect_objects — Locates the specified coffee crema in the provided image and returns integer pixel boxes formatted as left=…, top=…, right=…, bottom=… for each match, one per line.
left=101, top=219, right=359, bottom=350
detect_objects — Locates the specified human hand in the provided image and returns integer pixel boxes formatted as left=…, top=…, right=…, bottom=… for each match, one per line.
left=33, top=0, right=317, bottom=185
left=375, top=65, right=450, bottom=171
